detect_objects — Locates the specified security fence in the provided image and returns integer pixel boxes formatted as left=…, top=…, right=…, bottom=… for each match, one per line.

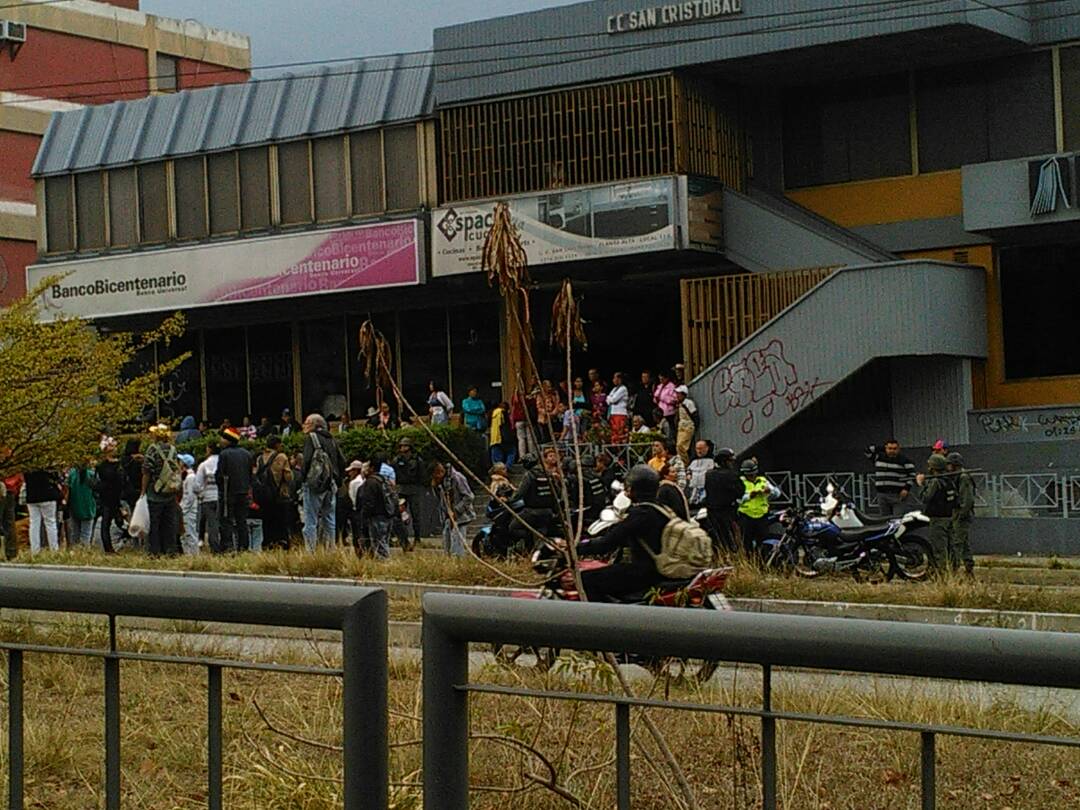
left=0, top=569, right=389, bottom=810
left=422, top=593, right=1080, bottom=810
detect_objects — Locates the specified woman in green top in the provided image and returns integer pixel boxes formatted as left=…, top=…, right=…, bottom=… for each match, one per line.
left=66, top=461, right=98, bottom=546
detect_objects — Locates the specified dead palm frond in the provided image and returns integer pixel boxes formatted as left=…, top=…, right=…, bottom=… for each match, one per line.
left=551, top=278, right=587, bottom=350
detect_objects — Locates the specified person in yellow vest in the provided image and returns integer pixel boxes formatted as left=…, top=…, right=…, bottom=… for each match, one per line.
left=737, top=458, right=781, bottom=557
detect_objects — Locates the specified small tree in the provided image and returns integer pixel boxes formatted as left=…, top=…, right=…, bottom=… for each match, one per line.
left=0, top=279, right=187, bottom=478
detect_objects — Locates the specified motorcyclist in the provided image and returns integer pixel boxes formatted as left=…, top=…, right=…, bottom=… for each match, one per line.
left=577, top=465, right=668, bottom=603
left=704, top=448, right=743, bottom=555
left=502, top=452, right=559, bottom=546
left=737, top=459, right=781, bottom=556
left=564, top=455, right=607, bottom=528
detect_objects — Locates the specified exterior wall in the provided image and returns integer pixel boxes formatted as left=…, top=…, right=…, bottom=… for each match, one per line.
left=0, top=238, right=38, bottom=302
left=786, top=171, right=1080, bottom=412
left=175, top=58, right=249, bottom=91
left=0, top=28, right=149, bottom=104
left=0, top=132, right=41, bottom=203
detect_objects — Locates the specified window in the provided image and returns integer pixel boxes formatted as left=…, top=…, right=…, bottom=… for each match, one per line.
left=1059, top=46, right=1080, bottom=151
left=384, top=126, right=419, bottom=210
left=204, top=327, right=247, bottom=424
left=207, top=152, right=239, bottom=235
left=45, top=176, right=74, bottom=253
left=783, top=74, right=911, bottom=188
left=350, top=130, right=384, bottom=215
left=917, top=53, right=1054, bottom=172
left=238, top=147, right=271, bottom=231
left=313, top=137, right=348, bottom=221
left=75, top=172, right=106, bottom=250
left=1000, top=244, right=1080, bottom=379
left=174, top=156, right=208, bottom=240
left=300, top=318, right=347, bottom=418
left=248, top=322, right=294, bottom=420
left=108, top=168, right=138, bottom=247
left=138, top=162, right=170, bottom=243
left=156, top=54, right=179, bottom=93
left=278, top=140, right=313, bottom=226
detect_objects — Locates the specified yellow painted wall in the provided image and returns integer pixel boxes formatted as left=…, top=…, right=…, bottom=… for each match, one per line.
left=788, top=173, right=1080, bottom=409
left=786, top=171, right=962, bottom=228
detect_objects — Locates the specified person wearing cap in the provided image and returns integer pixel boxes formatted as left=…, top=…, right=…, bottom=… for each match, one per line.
left=179, top=453, right=200, bottom=555
left=674, top=385, right=699, bottom=464
left=932, top=439, right=949, bottom=457
left=947, top=452, right=975, bottom=575
left=142, top=423, right=183, bottom=556
left=393, top=437, right=425, bottom=549
left=215, top=427, right=254, bottom=553
left=918, top=454, right=957, bottom=570
left=737, top=458, right=781, bottom=556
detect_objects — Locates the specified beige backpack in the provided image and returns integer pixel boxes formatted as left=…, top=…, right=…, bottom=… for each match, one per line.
left=638, top=503, right=713, bottom=579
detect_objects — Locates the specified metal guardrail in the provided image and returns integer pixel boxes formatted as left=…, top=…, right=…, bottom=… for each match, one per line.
left=0, top=569, right=389, bottom=810
left=422, top=593, right=1080, bottom=810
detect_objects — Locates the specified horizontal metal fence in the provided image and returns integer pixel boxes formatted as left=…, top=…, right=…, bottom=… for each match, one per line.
left=540, top=442, right=1080, bottom=519
left=422, top=593, right=1080, bottom=810
left=0, top=569, right=388, bottom=810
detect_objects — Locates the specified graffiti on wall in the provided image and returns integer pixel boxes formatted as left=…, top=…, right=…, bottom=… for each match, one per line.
left=710, top=338, right=832, bottom=435
left=976, top=409, right=1080, bottom=441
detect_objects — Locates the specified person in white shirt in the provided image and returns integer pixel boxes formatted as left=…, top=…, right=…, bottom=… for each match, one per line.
left=193, top=442, right=221, bottom=554
left=179, top=454, right=200, bottom=555
left=605, top=371, right=630, bottom=444
left=685, top=440, right=715, bottom=508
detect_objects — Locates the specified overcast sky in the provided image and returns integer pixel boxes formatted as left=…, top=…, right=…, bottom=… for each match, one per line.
left=141, top=0, right=580, bottom=70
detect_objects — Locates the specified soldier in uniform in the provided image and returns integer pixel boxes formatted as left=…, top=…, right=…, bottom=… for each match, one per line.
left=917, top=454, right=957, bottom=571
left=947, top=452, right=975, bottom=575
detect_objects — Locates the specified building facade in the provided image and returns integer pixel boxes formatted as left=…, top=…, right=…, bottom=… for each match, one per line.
left=0, top=0, right=249, bottom=306
left=27, top=0, right=1080, bottom=471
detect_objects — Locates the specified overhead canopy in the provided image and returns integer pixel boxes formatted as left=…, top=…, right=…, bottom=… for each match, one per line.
left=33, top=52, right=435, bottom=177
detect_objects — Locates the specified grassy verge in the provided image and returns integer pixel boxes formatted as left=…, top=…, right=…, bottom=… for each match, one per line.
left=16, top=547, right=1080, bottom=617
left=0, top=619, right=1076, bottom=809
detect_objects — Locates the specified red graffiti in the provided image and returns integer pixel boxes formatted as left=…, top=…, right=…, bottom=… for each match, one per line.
left=710, top=339, right=832, bottom=435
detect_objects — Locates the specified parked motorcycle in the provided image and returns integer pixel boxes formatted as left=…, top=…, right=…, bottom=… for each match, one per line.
left=765, top=504, right=929, bottom=582
left=495, top=541, right=733, bottom=680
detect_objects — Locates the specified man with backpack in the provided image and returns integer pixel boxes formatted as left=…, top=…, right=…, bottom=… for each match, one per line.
left=300, top=413, right=346, bottom=551
left=141, top=423, right=183, bottom=556
left=577, top=465, right=710, bottom=603
left=254, top=436, right=292, bottom=551
left=215, top=427, right=254, bottom=553
left=358, top=453, right=396, bottom=559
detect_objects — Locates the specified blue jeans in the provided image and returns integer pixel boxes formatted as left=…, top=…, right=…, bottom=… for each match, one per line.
left=443, top=521, right=469, bottom=557
left=367, top=516, right=392, bottom=559
left=303, top=487, right=336, bottom=551
left=490, top=444, right=517, bottom=468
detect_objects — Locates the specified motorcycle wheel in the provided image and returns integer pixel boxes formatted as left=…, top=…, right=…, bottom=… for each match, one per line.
left=852, top=554, right=893, bottom=584
left=792, top=544, right=823, bottom=578
left=893, top=539, right=934, bottom=581
left=492, top=644, right=557, bottom=671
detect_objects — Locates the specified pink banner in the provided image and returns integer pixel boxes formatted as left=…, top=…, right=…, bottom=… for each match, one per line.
left=204, top=221, right=420, bottom=303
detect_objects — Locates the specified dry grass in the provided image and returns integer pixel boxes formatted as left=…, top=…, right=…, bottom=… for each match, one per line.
left=0, top=619, right=1077, bottom=809
left=16, top=547, right=1080, bottom=617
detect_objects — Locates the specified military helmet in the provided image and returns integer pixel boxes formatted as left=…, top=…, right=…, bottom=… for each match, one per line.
left=927, top=454, right=947, bottom=471
left=946, top=451, right=964, bottom=466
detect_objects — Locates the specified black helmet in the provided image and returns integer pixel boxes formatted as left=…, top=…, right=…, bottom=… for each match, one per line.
left=624, top=464, right=659, bottom=501
left=946, top=451, right=964, bottom=467
left=714, top=447, right=736, bottom=464
left=740, top=459, right=759, bottom=475
left=520, top=454, right=538, bottom=470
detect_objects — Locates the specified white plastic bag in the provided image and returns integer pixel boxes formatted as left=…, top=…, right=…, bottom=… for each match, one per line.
left=128, top=495, right=150, bottom=538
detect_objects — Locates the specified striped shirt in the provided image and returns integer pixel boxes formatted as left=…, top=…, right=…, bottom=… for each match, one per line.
left=867, top=449, right=915, bottom=496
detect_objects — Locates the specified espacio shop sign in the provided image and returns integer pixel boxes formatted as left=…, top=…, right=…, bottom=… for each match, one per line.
left=606, top=0, right=743, bottom=34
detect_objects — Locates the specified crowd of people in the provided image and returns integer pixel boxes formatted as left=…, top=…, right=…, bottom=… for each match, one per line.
left=0, top=414, right=478, bottom=561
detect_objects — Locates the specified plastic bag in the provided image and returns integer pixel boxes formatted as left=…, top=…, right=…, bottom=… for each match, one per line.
left=128, top=495, right=150, bottom=537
